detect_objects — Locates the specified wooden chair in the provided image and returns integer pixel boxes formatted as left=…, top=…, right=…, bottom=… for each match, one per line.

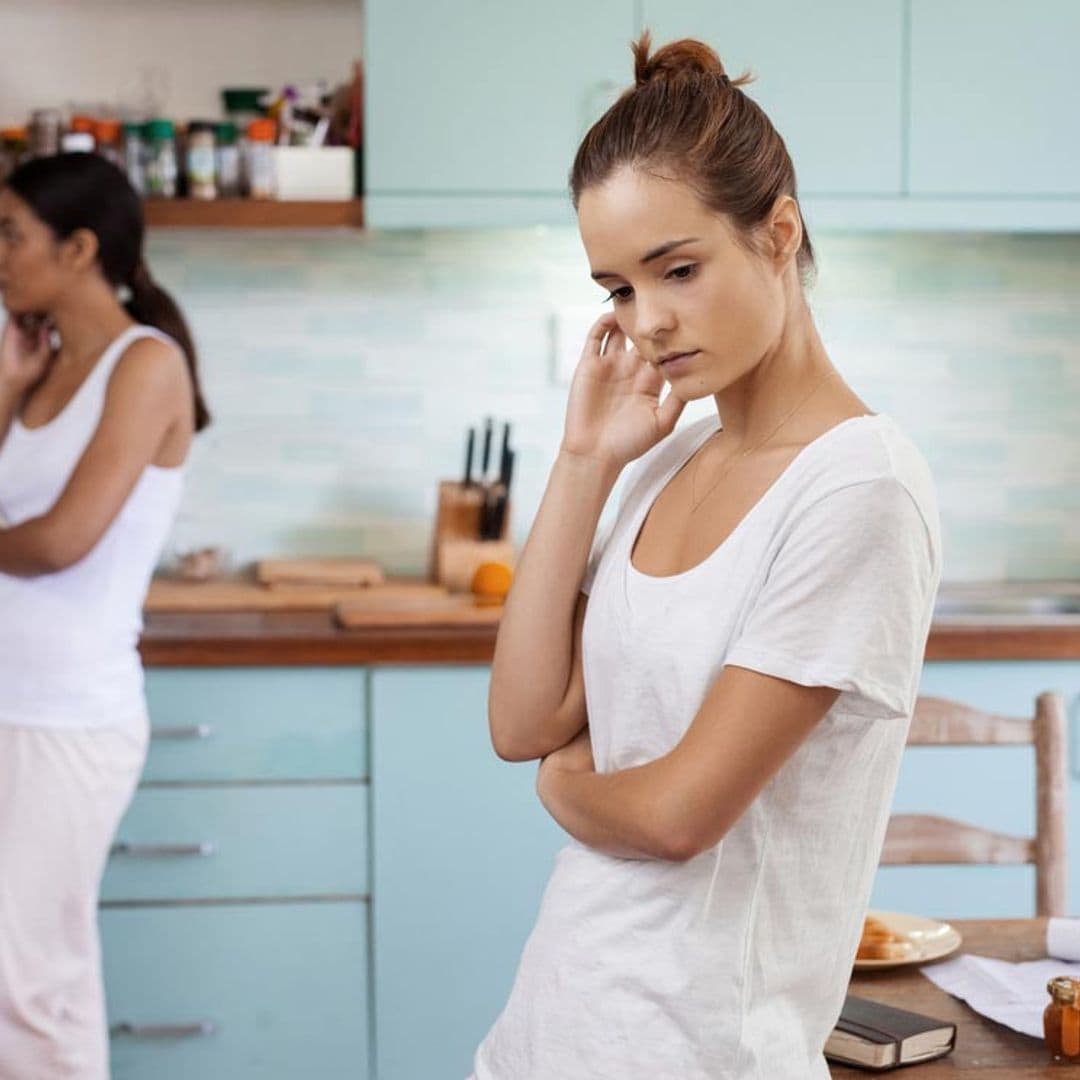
left=880, top=692, right=1069, bottom=917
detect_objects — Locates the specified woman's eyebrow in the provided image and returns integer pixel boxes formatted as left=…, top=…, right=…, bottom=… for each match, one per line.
left=590, top=237, right=700, bottom=280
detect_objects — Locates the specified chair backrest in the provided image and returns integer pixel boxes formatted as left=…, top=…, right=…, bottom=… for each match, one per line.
left=880, top=691, right=1068, bottom=917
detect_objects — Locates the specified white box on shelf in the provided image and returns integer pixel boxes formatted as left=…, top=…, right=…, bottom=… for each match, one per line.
left=271, top=146, right=355, bottom=201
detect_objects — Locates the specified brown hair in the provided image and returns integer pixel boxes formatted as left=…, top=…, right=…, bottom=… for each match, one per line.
left=570, top=31, right=815, bottom=284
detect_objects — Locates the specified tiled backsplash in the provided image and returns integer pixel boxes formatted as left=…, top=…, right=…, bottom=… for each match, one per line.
left=148, top=228, right=1079, bottom=581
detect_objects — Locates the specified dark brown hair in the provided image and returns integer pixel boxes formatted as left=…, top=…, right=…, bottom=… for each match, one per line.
left=6, top=153, right=211, bottom=430
left=570, top=31, right=815, bottom=283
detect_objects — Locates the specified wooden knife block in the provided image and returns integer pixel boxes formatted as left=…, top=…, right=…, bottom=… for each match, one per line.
left=429, top=480, right=514, bottom=593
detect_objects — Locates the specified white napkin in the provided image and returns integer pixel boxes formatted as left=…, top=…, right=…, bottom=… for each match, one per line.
left=1047, top=917, right=1080, bottom=962
left=919, top=918, right=1080, bottom=1039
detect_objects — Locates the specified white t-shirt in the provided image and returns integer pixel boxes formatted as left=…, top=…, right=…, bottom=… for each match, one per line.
left=472, top=413, right=942, bottom=1080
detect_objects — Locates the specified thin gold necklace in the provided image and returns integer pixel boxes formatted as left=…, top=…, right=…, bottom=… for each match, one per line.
left=689, top=369, right=840, bottom=514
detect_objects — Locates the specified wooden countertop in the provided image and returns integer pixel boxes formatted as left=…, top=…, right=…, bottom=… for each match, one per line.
left=832, top=918, right=1054, bottom=1077
left=138, top=609, right=1080, bottom=667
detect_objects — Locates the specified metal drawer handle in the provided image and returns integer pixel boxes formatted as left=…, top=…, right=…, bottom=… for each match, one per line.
left=112, top=1021, right=216, bottom=1039
left=111, top=841, right=216, bottom=858
left=151, top=724, right=214, bottom=740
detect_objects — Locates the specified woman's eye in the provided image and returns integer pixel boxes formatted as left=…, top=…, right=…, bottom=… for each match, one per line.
left=668, top=264, right=697, bottom=281
left=605, top=286, right=633, bottom=304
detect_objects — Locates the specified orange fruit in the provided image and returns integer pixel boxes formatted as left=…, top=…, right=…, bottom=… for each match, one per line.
left=471, top=561, right=513, bottom=606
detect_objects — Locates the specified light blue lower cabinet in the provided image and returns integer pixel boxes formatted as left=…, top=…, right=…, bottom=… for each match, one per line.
left=102, top=902, right=370, bottom=1080
left=871, top=659, right=1080, bottom=917
left=370, top=666, right=565, bottom=1080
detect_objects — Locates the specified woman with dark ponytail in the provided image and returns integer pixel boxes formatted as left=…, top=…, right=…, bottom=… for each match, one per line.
left=0, top=151, right=207, bottom=1077
left=475, top=33, right=939, bottom=1078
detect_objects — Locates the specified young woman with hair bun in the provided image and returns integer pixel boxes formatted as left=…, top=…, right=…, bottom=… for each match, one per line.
left=474, top=32, right=940, bottom=1079
left=0, top=151, right=207, bottom=1077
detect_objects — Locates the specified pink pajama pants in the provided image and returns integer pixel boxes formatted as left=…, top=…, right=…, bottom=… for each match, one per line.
left=0, top=721, right=147, bottom=1079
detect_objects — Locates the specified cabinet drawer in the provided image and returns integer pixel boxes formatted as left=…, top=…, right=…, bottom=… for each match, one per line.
left=103, top=903, right=369, bottom=1080
left=144, top=668, right=367, bottom=782
left=101, top=786, right=368, bottom=902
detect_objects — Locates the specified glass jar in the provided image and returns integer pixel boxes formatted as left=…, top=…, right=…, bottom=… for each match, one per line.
left=1045, top=976, right=1080, bottom=1060
left=144, top=118, right=178, bottom=198
left=186, top=121, right=217, bottom=200
left=245, top=118, right=276, bottom=199
left=122, top=122, right=146, bottom=196
left=29, top=108, right=61, bottom=157
left=214, top=122, right=241, bottom=198
left=93, top=119, right=123, bottom=168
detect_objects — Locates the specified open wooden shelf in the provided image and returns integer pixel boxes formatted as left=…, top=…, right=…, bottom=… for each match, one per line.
left=143, top=198, right=364, bottom=229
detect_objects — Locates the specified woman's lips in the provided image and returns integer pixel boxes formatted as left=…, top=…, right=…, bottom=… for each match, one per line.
left=659, top=350, right=699, bottom=375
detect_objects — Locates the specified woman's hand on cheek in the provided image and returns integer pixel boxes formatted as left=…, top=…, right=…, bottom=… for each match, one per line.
left=561, top=312, right=686, bottom=470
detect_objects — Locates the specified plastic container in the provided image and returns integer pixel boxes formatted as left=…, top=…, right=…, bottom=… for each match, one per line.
left=61, top=132, right=95, bottom=153
left=245, top=118, right=276, bottom=199
left=144, top=118, right=178, bottom=198
left=122, top=122, right=146, bottom=195
left=214, top=122, right=241, bottom=198
left=186, top=121, right=217, bottom=200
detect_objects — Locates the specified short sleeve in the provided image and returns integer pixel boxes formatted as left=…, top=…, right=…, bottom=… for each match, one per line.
left=725, top=477, right=937, bottom=720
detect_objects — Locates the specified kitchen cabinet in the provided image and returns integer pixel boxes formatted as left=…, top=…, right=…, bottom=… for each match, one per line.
left=365, top=0, right=1080, bottom=230
left=364, top=0, right=634, bottom=227
left=641, top=0, right=905, bottom=197
left=872, top=659, right=1080, bottom=917
left=101, top=667, right=370, bottom=1080
left=370, top=667, right=564, bottom=1080
left=908, top=0, right=1080, bottom=197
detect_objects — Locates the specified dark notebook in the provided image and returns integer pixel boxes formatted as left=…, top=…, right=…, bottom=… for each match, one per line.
left=824, top=994, right=957, bottom=1071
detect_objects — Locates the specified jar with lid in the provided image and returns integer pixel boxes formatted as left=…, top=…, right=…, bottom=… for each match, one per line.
left=93, top=119, right=123, bottom=168
left=186, top=121, right=217, bottom=200
left=29, top=109, right=61, bottom=158
left=0, top=127, right=28, bottom=183
left=122, top=122, right=146, bottom=195
left=1045, top=976, right=1080, bottom=1060
left=214, top=122, right=241, bottom=198
left=144, top=119, right=178, bottom=198
left=245, top=118, right=276, bottom=199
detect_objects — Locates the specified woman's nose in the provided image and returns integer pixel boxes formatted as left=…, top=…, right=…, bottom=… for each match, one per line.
left=631, top=291, right=676, bottom=342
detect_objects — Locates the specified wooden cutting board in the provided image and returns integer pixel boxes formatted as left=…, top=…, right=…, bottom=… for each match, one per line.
left=145, top=578, right=446, bottom=613
left=335, top=591, right=503, bottom=629
left=256, top=558, right=385, bottom=588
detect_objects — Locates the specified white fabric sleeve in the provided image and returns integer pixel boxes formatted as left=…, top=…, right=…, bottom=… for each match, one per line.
left=725, top=477, right=936, bottom=720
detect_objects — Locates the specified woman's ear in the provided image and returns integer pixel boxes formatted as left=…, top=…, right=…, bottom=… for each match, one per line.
left=767, top=195, right=802, bottom=270
left=59, top=227, right=100, bottom=274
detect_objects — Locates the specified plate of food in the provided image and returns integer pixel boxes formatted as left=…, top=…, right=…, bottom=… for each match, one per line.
left=854, top=910, right=962, bottom=970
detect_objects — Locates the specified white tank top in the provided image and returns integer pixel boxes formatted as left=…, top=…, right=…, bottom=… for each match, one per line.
left=0, top=324, right=186, bottom=730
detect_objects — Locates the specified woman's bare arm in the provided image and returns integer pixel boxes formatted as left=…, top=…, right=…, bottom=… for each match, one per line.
left=0, top=338, right=189, bottom=575
left=488, top=312, right=685, bottom=762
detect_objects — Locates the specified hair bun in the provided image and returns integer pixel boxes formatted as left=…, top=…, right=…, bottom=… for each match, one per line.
left=632, top=30, right=748, bottom=89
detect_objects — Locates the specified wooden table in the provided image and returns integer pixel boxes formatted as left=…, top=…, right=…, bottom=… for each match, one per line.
left=831, top=918, right=1062, bottom=1077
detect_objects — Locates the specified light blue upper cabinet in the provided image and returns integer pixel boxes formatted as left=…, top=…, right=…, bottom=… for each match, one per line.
left=640, top=1, right=905, bottom=197
left=365, top=0, right=634, bottom=226
left=909, top=1, right=1080, bottom=196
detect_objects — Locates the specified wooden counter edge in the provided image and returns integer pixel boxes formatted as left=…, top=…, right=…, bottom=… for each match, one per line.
left=138, top=612, right=1080, bottom=667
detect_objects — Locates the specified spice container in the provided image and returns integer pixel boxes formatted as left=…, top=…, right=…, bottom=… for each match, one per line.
left=93, top=119, right=123, bottom=168
left=1045, top=977, right=1080, bottom=1060
left=122, top=122, right=146, bottom=195
left=245, top=118, right=276, bottom=199
left=0, top=128, right=27, bottom=183
left=144, top=119, right=178, bottom=198
left=186, top=121, right=217, bottom=200
left=29, top=108, right=61, bottom=157
left=215, top=122, right=241, bottom=197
